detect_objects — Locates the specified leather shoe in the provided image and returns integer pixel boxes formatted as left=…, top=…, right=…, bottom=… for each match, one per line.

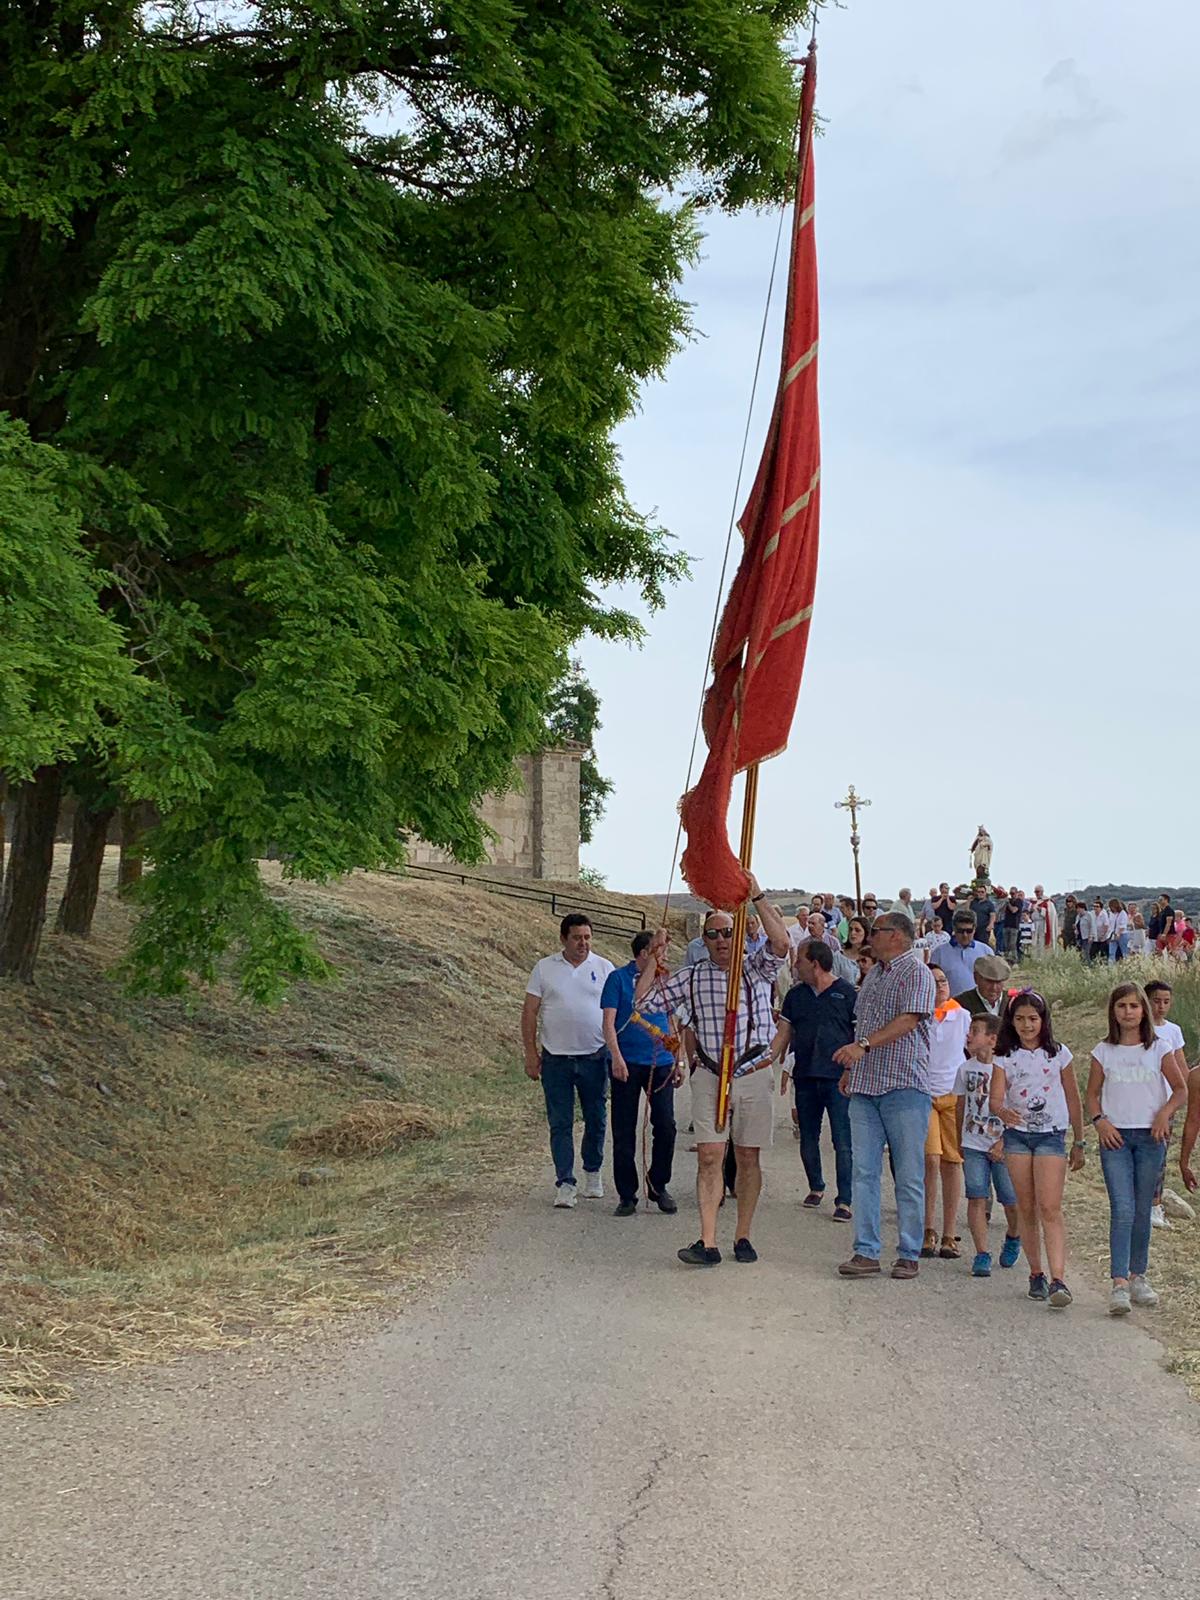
left=678, top=1240, right=721, bottom=1267
left=837, top=1254, right=881, bottom=1278
left=648, top=1186, right=678, bottom=1214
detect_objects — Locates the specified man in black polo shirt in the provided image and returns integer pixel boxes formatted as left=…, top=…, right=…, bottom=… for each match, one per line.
left=968, top=882, right=996, bottom=948
left=772, top=939, right=857, bottom=1221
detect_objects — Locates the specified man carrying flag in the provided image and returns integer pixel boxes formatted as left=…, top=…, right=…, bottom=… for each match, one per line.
left=637, top=880, right=789, bottom=1266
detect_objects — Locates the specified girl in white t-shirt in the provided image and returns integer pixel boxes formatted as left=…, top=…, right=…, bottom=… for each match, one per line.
left=1086, top=982, right=1189, bottom=1316
left=991, top=991, right=1086, bottom=1308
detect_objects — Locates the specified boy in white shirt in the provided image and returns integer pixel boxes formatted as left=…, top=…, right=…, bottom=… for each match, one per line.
left=955, top=1014, right=1022, bottom=1275
left=914, top=916, right=950, bottom=964
left=1147, top=980, right=1188, bottom=1228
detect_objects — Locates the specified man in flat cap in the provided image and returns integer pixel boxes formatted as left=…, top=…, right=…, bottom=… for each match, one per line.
left=955, top=954, right=1012, bottom=1022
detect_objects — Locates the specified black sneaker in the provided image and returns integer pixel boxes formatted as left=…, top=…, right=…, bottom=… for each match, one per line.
left=678, top=1239, right=721, bottom=1266
left=1048, top=1278, right=1073, bottom=1308
left=648, top=1187, right=678, bottom=1214
left=733, top=1237, right=758, bottom=1263
left=1028, top=1272, right=1050, bottom=1301
left=613, top=1200, right=638, bottom=1217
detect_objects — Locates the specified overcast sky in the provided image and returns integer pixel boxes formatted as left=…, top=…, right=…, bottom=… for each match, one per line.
left=579, top=0, right=1199, bottom=900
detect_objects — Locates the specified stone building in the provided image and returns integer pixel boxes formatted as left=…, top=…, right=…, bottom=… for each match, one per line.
left=407, top=744, right=582, bottom=881
left=8, top=743, right=583, bottom=883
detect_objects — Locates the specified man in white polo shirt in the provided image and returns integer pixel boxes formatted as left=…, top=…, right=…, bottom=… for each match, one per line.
left=522, top=913, right=615, bottom=1209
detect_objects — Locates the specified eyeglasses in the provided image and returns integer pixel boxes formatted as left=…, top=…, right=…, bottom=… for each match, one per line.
left=703, top=928, right=734, bottom=940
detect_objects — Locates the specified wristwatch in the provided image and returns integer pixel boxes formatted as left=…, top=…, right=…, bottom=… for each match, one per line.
left=856, top=1038, right=872, bottom=1052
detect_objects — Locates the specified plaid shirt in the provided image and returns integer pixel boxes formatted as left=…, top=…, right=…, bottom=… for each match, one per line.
left=848, top=948, right=935, bottom=1096
left=654, top=946, right=784, bottom=1077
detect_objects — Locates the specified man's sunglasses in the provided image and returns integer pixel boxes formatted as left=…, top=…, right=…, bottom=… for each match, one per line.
left=703, top=928, right=734, bottom=940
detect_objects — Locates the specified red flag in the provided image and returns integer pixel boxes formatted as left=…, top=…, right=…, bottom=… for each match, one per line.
left=679, top=48, right=822, bottom=910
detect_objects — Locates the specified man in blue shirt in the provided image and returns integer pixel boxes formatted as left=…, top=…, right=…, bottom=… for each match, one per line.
left=938, top=911, right=994, bottom=997
left=772, top=940, right=857, bottom=1219
left=602, top=932, right=684, bottom=1216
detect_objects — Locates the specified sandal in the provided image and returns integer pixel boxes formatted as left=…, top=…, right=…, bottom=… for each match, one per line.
left=802, top=1192, right=824, bottom=1208
left=920, top=1229, right=938, bottom=1258
left=938, top=1234, right=961, bottom=1259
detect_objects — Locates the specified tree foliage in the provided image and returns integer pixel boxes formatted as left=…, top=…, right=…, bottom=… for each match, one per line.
left=1, top=0, right=810, bottom=994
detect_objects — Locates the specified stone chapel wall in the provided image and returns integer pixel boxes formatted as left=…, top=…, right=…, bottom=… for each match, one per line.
left=407, top=744, right=581, bottom=880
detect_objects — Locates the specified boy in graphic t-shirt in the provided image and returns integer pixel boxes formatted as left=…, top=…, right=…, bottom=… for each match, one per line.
left=954, top=1015, right=1022, bottom=1276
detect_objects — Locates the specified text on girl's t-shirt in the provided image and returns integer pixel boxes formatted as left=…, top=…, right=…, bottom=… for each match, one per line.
left=1091, top=1037, right=1174, bottom=1128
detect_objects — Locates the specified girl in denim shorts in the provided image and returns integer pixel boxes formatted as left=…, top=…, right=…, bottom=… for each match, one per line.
left=990, top=991, right=1087, bottom=1308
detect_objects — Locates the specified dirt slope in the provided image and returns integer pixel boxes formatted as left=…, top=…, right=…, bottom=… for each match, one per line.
left=0, top=850, right=670, bottom=1405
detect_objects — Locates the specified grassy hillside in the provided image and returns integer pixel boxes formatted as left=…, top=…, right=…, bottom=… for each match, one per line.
left=0, top=851, right=668, bottom=1407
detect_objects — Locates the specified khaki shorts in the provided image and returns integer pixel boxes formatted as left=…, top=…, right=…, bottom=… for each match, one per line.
left=926, top=1092, right=963, bottom=1163
left=691, top=1064, right=775, bottom=1149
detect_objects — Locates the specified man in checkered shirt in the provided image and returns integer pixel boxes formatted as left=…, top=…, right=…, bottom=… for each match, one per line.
left=639, top=875, right=789, bottom=1267
left=832, top=911, right=936, bottom=1281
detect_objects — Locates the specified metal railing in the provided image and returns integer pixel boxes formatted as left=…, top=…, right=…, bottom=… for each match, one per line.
left=395, top=861, right=648, bottom=937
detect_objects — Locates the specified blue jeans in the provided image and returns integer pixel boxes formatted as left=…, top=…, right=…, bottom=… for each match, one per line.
left=1099, top=1128, right=1168, bottom=1279
left=962, top=1147, right=1018, bottom=1207
left=794, top=1077, right=853, bottom=1206
left=541, top=1049, right=608, bottom=1187
left=849, top=1088, right=931, bottom=1261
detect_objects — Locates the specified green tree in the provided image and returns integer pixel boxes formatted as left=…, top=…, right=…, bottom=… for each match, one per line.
left=1, top=0, right=808, bottom=994
left=545, top=662, right=614, bottom=846
left=0, top=419, right=139, bottom=976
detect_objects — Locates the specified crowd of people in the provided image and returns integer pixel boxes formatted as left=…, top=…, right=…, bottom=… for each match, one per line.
left=520, top=877, right=1200, bottom=1315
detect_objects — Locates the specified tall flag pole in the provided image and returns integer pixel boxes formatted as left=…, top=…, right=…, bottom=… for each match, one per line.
left=678, top=39, right=821, bottom=1130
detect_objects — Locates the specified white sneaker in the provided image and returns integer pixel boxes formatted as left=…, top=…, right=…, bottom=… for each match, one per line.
left=1150, top=1204, right=1171, bottom=1230
left=554, top=1183, right=578, bottom=1208
left=1131, top=1275, right=1160, bottom=1308
left=1109, top=1284, right=1132, bottom=1316
left=581, top=1171, right=604, bottom=1200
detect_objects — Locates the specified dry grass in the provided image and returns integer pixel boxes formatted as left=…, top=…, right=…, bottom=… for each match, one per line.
left=1032, top=955, right=1200, bottom=1391
left=288, top=1100, right=443, bottom=1157
left=0, top=848, right=671, bottom=1408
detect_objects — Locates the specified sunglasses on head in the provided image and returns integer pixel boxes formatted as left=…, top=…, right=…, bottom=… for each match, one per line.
left=704, top=928, right=734, bottom=940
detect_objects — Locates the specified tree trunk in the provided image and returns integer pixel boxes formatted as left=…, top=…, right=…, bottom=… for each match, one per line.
left=0, top=772, right=7, bottom=863
left=56, top=799, right=115, bottom=937
left=0, top=765, right=63, bottom=981
left=118, top=801, right=150, bottom=895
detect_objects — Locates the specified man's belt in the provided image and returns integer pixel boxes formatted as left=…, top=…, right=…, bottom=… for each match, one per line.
left=692, top=1040, right=772, bottom=1076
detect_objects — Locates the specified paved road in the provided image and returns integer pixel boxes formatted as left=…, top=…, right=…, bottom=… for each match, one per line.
left=7, top=1091, right=1200, bottom=1600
